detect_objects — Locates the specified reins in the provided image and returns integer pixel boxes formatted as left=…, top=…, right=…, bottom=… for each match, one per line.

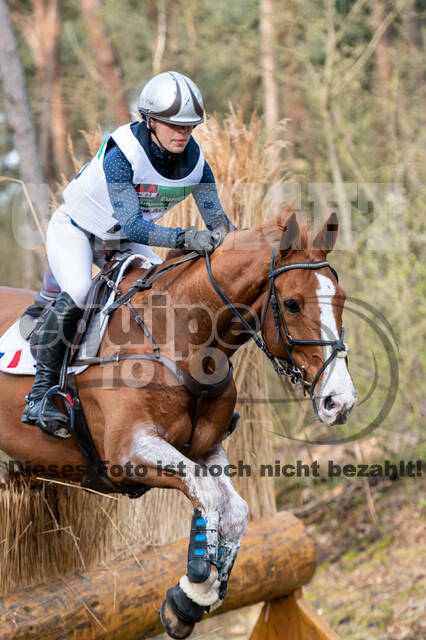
left=73, top=251, right=233, bottom=453
left=73, top=244, right=347, bottom=444
left=104, top=251, right=201, bottom=314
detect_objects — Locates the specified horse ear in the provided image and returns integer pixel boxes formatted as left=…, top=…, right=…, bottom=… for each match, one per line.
left=312, top=212, right=339, bottom=254
left=280, top=213, right=300, bottom=255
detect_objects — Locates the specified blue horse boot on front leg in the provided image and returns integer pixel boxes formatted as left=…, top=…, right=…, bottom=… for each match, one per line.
left=160, top=509, right=220, bottom=639
left=187, top=508, right=218, bottom=582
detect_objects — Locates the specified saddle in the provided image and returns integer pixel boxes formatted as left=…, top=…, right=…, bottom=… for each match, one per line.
left=23, top=252, right=235, bottom=499
left=27, top=259, right=152, bottom=363
left=23, top=257, right=155, bottom=499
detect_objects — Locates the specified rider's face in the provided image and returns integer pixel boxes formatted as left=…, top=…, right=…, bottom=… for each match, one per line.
left=149, top=119, right=194, bottom=153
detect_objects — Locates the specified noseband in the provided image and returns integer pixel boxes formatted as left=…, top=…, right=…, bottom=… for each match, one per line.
left=205, top=245, right=348, bottom=402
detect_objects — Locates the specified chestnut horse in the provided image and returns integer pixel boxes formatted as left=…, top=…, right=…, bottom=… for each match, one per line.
left=0, top=211, right=356, bottom=638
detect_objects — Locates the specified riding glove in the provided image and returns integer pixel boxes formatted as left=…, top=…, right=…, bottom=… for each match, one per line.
left=177, top=227, right=225, bottom=255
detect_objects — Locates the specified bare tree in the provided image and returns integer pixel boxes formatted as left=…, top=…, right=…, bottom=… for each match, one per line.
left=371, top=1, right=393, bottom=123
left=78, top=0, right=130, bottom=125
left=401, top=0, right=425, bottom=118
left=260, top=0, right=283, bottom=211
left=260, top=0, right=279, bottom=131
left=11, top=0, right=72, bottom=182
left=152, top=0, right=167, bottom=76
left=0, top=0, right=48, bottom=286
left=276, top=1, right=313, bottom=163
left=51, top=60, right=72, bottom=179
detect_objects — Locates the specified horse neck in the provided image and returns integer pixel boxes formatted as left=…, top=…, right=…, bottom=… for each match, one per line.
left=167, top=243, right=272, bottom=353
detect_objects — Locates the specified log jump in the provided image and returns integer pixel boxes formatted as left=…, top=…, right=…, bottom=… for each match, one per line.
left=0, top=510, right=340, bottom=639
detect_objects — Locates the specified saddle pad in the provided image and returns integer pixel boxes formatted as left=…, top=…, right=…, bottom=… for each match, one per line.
left=0, top=253, right=151, bottom=376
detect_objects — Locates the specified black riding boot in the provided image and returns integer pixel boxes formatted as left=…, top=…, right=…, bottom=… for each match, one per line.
left=21, top=292, right=83, bottom=438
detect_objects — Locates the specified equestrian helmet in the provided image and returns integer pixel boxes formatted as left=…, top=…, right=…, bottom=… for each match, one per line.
left=138, top=71, right=204, bottom=127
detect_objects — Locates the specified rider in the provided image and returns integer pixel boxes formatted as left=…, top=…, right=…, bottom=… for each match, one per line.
left=22, top=70, right=236, bottom=437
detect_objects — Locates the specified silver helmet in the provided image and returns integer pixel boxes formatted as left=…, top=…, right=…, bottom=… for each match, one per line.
left=138, top=71, right=204, bottom=126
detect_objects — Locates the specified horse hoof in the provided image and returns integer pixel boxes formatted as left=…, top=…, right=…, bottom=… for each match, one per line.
left=160, top=600, right=195, bottom=639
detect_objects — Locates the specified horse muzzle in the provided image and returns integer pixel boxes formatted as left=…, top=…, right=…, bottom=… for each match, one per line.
left=316, top=389, right=357, bottom=426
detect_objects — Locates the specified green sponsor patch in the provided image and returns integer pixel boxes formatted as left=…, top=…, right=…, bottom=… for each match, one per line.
left=134, top=183, right=197, bottom=209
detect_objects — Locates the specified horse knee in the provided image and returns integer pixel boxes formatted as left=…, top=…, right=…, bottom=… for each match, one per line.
left=188, top=474, right=221, bottom=513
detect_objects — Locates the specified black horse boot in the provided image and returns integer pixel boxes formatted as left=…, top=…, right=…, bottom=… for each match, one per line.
left=21, top=292, right=83, bottom=438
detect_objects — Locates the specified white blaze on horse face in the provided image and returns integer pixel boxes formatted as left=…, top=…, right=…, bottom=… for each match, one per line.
left=315, top=274, right=357, bottom=426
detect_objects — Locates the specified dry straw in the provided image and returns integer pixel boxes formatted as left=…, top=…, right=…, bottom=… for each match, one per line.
left=0, top=110, right=287, bottom=594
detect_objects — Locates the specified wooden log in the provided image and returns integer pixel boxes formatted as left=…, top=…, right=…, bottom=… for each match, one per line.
left=249, top=590, right=342, bottom=640
left=0, top=510, right=316, bottom=640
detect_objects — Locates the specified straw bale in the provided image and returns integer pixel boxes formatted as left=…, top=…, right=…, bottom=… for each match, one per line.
left=0, top=111, right=287, bottom=593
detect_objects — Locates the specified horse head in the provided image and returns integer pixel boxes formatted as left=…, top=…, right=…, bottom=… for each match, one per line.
left=255, top=210, right=357, bottom=426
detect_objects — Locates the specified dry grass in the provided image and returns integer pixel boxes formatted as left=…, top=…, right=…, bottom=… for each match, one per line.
left=0, top=110, right=287, bottom=594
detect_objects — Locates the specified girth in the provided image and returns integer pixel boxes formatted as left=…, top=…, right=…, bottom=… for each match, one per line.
left=62, top=253, right=234, bottom=497
left=67, top=354, right=233, bottom=498
left=67, top=373, right=150, bottom=498
left=73, top=352, right=234, bottom=451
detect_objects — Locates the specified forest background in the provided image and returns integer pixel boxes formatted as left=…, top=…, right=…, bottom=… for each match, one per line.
left=0, top=1, right=424, bottom=638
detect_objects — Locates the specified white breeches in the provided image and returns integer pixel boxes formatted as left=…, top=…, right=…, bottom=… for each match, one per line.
left=46, top=206, right=161, bottom=308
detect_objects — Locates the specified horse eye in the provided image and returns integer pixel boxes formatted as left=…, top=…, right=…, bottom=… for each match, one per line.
left=284, top=298, right=300, bottom=313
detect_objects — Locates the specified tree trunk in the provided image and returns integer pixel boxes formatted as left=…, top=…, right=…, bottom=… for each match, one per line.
left=36, top=0, right=62, bottom=183
left=399, top=0, right=424, bottom=188
left=152, top=0, right=167, bottom=76
left=78, top=0, right=130, bottom=125
left=371, top=2, right=393, bottom=103
left=51, top=57, right=73, bottom=179
left=10, top=0, right=72, bottom=184
left=260, top=0, right=279, bottom=131
left=371, top=0, right=394, bottom=166
left=0, top=511, right=315, bottom=638
left=276, top=0, right=312, bottom=163
left=0, top=0, right=47, bottom=286
left=260, top=0, right=282, bottom=210
left=401, top=0, right=425, bottom=116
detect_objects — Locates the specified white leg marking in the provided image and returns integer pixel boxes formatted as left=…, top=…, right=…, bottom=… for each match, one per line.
left=196, top=445, right=249, bottom=610
left=197, top=444, right=249, bottom=543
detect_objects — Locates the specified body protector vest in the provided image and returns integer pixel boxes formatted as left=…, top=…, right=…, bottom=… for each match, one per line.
left=62, top=123, right=205, bottom=241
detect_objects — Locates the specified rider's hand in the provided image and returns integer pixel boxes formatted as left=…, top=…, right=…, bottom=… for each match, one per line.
left=177, top=227, right=225, bottom=255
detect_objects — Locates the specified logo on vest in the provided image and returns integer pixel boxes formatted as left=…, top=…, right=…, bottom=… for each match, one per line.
left=135, top=184, right=158, bottom=198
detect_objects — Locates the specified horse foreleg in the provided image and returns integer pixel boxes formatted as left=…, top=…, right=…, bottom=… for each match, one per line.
left=122, top=425, right=223, bottom=638
left=195, top=443, right=249, bottom=610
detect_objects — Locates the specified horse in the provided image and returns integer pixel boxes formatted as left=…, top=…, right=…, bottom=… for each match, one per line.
left=0, top=210, right=356, bottom=638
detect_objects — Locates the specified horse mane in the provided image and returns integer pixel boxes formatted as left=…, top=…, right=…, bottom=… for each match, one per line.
left=160, top=207, right=312, bottom=268
left=222, top=206, right=311, bottom=250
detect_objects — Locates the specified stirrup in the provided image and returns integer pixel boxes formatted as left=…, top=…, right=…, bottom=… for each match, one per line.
left=37, top=386, right=75, bottom=439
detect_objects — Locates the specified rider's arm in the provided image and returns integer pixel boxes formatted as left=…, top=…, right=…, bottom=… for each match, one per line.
left=192, top=162, right=237, bottom=232
left=103, top=143, right=184, bottom=247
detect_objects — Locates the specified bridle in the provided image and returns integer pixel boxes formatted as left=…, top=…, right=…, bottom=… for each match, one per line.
left=205, top=245, right=348, bottom=402
left=58, top=245, right=348, bottom=497
left=102, top=245, right=348, bottom=405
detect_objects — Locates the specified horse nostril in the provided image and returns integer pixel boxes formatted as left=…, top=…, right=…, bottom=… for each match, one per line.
left=324, top=395, right=335, bottom=411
